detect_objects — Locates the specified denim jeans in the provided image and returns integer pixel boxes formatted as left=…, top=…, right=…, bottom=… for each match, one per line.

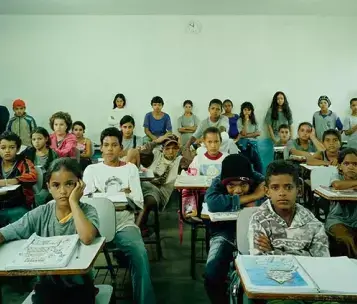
left=113, top=226, right=156, bottom=304
left=0, top=206, right=28, bottom=227
left=205, top=231, right=236, bottom=304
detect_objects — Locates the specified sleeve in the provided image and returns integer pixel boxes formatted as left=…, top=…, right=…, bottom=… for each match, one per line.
left=222, top=116, right=230, bottom=133
left=252, top=170, right=265, bottom=184
left=205, top=177, right=240, bottom=212
left=237, top=118, right=243, bottom=132
left=309, top=222, right=330, bottom=257
left=52, top=135, right=77, bottom=157
left=248, top=214, right=269, bottom=255
left=127, top=164, right=144, bottom=209
left=265, top=109, right=272, bottom=125
left=82, top=203, right=100, bottom=232
left=17, top=159, right=37, bottom=185
left=193, top=120, right=205, bottom=139
left=177, top=116, right=183, bottom=129
left=194, top=115, right=200, bottom=127
left=83, top=166, right=97, bottom=195
left=165, top=114, right=172, bottom=132
left=143, top=113, right=150, bottom=128
left=343, top=116, right=351, bottom=132
left=329, top=172, right=341, bottom=186
left=31, top=117, right=37, bottom=130
left=6, top=118, right=13, bottom=131
left=0, top=206, right=41, bottom=241
left=336, top=116, right=343, bottom=131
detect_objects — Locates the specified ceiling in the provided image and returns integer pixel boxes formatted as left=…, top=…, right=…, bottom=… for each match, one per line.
left=0, top=0, right=357, bottom=15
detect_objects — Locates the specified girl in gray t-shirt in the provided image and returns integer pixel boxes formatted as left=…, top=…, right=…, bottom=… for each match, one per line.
left=177, top=100, right=200, bottom=146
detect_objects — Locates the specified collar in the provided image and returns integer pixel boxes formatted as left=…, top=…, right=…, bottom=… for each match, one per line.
left=204, top=151, right=223, bottom=160
left=319, top=110, right=332, bottom=117
left=266, top=199, right=300, bottom=228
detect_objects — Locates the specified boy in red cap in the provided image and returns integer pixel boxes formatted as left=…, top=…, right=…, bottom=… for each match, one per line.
left=6, top=99, right=37, bottom=146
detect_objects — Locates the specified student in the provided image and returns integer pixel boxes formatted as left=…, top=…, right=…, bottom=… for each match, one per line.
left=222, top=99, right=239, bottom=141
left=83, top=127, right=156, bottom=304
left=312, top=95, right=343, bottom=141
left=49, top=111, right=77, bottom=158
left=204, top=154, right=265, bottom=304
left=0, top=103, right=10, bottom=134
left=177, top=100, right=200, bottom=146
left=343, top=97, right=357, bottom=149
left=186, top=99, right=229, bottom=148
left=143, top=96, right=172, bottom=142
left=108, top=93, right=132, bottom=129
left=25, top=127, right=58, bottom=205
left=326, top=148, right=357, bottom=259
left=6, top=99, right=37, bottom=146
left=307, top=129, right=341, bottom=166
left=249, top=160, right=329, bottom=257
left=119, top=115, right=143, bottom=163
left=0, top=132, right=37, bottom=226
left=0, top=158, right=99, bottom=303
left=275, top=124, right=290, bottom=146
left=72, top=121, right=93, bottom=170
left=284, top=122, right=325, bottom=160
left=265, top=91, right=293, bottom=144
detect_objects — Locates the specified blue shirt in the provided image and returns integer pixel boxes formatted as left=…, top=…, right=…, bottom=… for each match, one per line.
left=228, top=114, right=239, bottom=138
left=143, top=112, right=172, bottom=137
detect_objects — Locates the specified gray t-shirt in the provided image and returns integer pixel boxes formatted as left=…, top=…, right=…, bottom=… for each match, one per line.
left=35, top=154, right=48, bottom=168
left=177, top=114, right=200, bottom=146
left=265, top=108, right=293, bottom=136
left=343, top=115, right=357, bottom=149
left=122, top=135, right=143, bottom=150
left=326, top=173, right=357, bottom=230
left=284, top=139, right=316, bottom=159
left=312, top=110, right=342, bottom=141
left=237, top=118, right=259, bottom=135
left=193, top=116, right=229, bottom=139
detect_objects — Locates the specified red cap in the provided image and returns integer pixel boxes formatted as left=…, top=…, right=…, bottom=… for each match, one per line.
left=13, top=99, right=26, bottom=108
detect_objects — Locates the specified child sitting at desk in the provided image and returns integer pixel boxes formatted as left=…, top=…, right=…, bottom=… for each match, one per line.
left=275, top=124, right=290, bottom=146
left=307, top=129, right=341, bottom=167
left=204, top=154, right=265, bottom=304
left=0, top=131, right=37, bottom=226
left=0, top=158, right=99, bottom=303
left=326, top=148, right=357, bottom=259
left=284, top=122, right=325, bottom=160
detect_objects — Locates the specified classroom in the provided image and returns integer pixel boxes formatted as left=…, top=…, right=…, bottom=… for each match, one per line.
left=0, top=0, right=357, bottom=303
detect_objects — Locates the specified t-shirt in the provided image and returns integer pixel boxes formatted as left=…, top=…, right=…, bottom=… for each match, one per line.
left=122, top=136, right=144, bottom=150
left=227, top=114, right=239, bottom=139
left=265, top=108, right=293, bottom=137
left=284, top=139, right=316, bottom=159
left=83, top=162, right=143, bottom=232
left=108, top=108, right=133, bottom=129
left=193, top=116, right=230, bottom=139
left=189, top=151, right=228, bottom=178
left=177, top=114, right=200, bottom=146
left=343, top=115, right=357, bottom=149
left=143, top=112, right=172, bottom=137
left=312, top=110, right=343, bottom=141
left=325, top=173, right=357, bottom=230
left=0, top=201, right=99, bottom=286
left=237, top=118, right=259, bottom=136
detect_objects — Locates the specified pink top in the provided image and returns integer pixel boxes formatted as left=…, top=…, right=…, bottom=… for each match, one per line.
left=50, top=133, right=77, bottom=158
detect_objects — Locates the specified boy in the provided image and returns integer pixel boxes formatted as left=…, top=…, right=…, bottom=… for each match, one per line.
left=343, top=97, right=357, bottom=149
left=83, top=127, right=155, bottom=304
left=119, top=115, right=143, bottom=163
left=326, top=148, right=357, bottom=258
left=186, top=99, right=229, bottom=148
left=0, top=131, right=37, bottom=226
left=312, top=95, right=343, bottom=141
left=6, top=99, right=37, bottom=146
left=248, top=160, right=329, bottom=257
left=275, top=124, right=290, bottom=146
left=204, top=154, right=265, bottom=304
left=143, top=96, right=172, bottom=142
left=307, top=129, right=341, bottom=166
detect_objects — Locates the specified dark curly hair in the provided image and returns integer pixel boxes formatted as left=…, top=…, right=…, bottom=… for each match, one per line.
left=270, top=91, right=292, bottom=122
left=240, top=101, right=257, bottom=125
left=49, top=111, right=73, bottom=133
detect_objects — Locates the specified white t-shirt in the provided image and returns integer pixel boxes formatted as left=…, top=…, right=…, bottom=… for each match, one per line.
left=189, top=151, right=228, bottom=178
left=83, top=162, right=143, bottom=232
left=108, top=108, right=133, bottom=129
left=343, top=115, right=357, bottom=149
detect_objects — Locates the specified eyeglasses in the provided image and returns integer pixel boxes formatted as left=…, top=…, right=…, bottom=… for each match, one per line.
left=342, top=161, right=357, bottom=167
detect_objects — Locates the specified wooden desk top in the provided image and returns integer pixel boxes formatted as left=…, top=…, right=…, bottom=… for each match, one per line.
left=235, top=259, right=357, bottom=302
left=314, top=187, right=357, bottom=201
left=0, top=237, right=105, bottom=277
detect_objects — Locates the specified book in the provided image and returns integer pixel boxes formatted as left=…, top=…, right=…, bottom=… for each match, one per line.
left=236, top=255, right=357, bottom=295
left=317, top=186, right=357, bottom=198
left=92, top=192, right=128, bottom=203
left=175, top=175, right=210, bottom=187
left=6, top=233, right=79, bottom=270
left=0, top=185, right=20, bottom=194
left=201, top=203, right=238, bottom=222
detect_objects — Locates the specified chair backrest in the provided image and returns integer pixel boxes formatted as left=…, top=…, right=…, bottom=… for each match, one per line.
left=75, top=148, right=81, bottom=163
left=33, top=166, right=43, bottom=194
left=81, top=197, right=116, bottom=243
left=310, top=166, right=338, bottom=190
left=236, top=206, right=259, bottom=255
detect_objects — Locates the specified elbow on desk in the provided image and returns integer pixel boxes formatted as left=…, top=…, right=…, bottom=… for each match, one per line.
left=80, top=236, right=95, bottom=246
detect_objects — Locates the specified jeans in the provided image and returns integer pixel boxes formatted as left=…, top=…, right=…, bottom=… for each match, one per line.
left=205, top=231, right=236, bottom=304
left=113, top=226, right=156, bottom=304
left=0, top=206, right=28, bottom=227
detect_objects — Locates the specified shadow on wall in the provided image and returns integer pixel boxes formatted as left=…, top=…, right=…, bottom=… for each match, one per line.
left=256, top=139, right=274, bottom=175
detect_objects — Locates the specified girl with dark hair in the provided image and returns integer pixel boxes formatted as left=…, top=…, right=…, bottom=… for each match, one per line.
left=177, top=100, right=200, bottom=146
left=222, top=99, right=239, bottom=141
left=72, top=121, right=93, bottom=171
left=265, top=91, right=293, bottom=144
left=119, top=115, right=143, bottom=163
left=108, top=93, right=132, bottom=129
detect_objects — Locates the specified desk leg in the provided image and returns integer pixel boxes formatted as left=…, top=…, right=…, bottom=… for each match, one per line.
left=190, top=224, right=197, bottom=280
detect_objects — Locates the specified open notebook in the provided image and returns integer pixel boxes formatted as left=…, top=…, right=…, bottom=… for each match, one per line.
left=174, top=175, right=210, bottom=187
left=201, top=203, right=238, bottom=222
left=5, top=233, right=79, bottom=270
left=236, top=255, right=357, bottom=294
left=316, top=186, right=357, bottom=198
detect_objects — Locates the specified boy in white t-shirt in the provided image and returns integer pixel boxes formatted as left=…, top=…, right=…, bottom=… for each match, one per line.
left=83, top=127, right=155, bottom=304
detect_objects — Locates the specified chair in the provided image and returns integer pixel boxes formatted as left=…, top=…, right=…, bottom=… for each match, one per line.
left=22, top=285, right=113, bottom=304
left=75, top=148, right=81, bottom=163
left=33, top=166, right=43, bottom=194
left=236, top=207, right=259, bottom=254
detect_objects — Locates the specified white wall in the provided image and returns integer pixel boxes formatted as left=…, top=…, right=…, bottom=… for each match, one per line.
left=0, top=15, right=356, bottom=142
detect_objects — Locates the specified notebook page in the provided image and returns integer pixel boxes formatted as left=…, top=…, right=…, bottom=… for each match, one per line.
left=296, top=256, right=357, bottom=294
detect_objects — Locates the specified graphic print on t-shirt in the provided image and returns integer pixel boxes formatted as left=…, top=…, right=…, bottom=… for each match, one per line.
left=104, top=176, right=124, bottom=194
left=200, top=164, right=222, bottom=177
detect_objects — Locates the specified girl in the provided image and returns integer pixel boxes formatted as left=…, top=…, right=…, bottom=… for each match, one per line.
left=265, top=91, right=293, bottom=144
left=72, top=121, right=93, bottom=170
left=108, top=93, right=132, bottom=129
left=25, top=127, right=58, bottom=205
left=237, top=102, right=263, bottom=174
left=0, top=158, right=99, bottom=303
left=49, top=111, right=77, bottom=158
left=222, top=99, right=239, bottom=141
left=177, top=100, right=200, bottom=146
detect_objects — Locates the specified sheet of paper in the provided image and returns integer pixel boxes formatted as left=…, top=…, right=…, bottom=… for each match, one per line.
left=92, top=192, right=127, bottom=202
left=0, top=184, right=20, bottom=194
